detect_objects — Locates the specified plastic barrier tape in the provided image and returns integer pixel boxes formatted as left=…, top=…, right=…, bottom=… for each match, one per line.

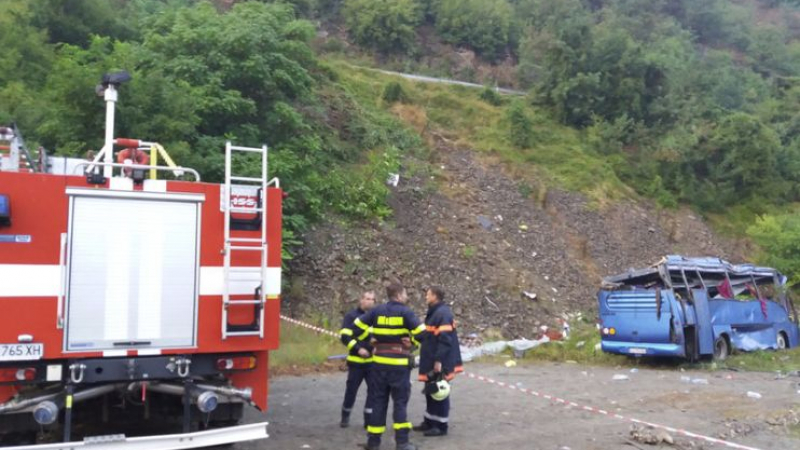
left=280, top=315, right=762, bottom=450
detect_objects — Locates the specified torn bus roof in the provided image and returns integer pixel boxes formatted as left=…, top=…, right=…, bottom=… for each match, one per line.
left=603, top=255, right=785, bottom=288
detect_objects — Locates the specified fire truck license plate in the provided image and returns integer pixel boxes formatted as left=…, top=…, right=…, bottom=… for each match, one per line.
left=0, top=343, right=44, bottom=361
left=629, top=348, right=647, bottom=355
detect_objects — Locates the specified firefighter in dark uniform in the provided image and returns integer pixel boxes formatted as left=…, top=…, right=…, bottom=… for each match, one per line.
left=339, top=290, right=377, bottom=428
left=414, top=286, right=463, bottom=437
left=351, top=282, right=425, bottom=450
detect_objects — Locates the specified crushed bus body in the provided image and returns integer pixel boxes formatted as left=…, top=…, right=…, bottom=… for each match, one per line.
left=0, top=72, right=281, bottom=449
left=598, top=255, right=799, bottom=361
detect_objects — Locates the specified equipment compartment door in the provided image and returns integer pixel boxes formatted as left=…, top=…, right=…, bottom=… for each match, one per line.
left=64, top=190, right=203, bottom=352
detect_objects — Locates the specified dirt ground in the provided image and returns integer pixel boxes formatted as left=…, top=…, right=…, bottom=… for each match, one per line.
left=238, top=362, right=800, bottom=450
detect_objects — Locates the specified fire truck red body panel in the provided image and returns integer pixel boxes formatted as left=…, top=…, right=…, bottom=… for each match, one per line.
left=0, top=170, right=281, bottom=411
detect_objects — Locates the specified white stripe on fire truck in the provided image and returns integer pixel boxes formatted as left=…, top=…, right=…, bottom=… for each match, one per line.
left=0, top=264, right=61, bottom=297
left=0, top=265, right=282, bottom=297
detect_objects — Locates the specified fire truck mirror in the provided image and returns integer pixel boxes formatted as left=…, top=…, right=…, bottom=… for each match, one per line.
left=0, top=194, right=10, bottom=227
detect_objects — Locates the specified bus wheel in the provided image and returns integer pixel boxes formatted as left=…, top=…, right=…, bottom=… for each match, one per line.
left=777, top=332, right=788, bottom=350
left=713, top=336, right=730, bottom=361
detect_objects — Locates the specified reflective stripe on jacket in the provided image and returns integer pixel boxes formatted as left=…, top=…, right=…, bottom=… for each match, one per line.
left=352, top=300, right=424, bottom=369
left=340, top=307, right=373, bottom=364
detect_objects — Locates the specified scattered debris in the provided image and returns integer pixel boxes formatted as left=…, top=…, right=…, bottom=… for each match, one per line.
left=504, top=360, right=517, bottom=368
left=630, top=368, right=639, bottom=374
left=691, top=378, right=709, bottom=385
left=386, top=173, right=399, bottom=187
left=746, top=391, right=762, bottom=399
left=522, top=291, right=538, bottom=301
left=612, top=374, right=630, bottom=381
left=477, top=215, right=494, bottom=231
left=718, top=420, right=756, bottom=440
left=484, top=296, right=500, bottom=311
left=518, top=224, right=528, bottom=231
left=630, top=425, right=674, bottom=446
left=575, top=341, right=585, bottom=348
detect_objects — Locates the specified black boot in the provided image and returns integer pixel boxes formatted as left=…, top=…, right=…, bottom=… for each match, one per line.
left=412, top=422, right=431, bottom=432
left=340, top=411, right=351, bottom=428
left=423, top=427, right=446, bottom=437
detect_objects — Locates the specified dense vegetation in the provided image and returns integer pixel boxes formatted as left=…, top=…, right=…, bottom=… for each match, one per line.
left=3, top=0, right=800, bottom=282
left=0, top=0, right=422, bottom=258
left=328, top=0, right=800, bottom=283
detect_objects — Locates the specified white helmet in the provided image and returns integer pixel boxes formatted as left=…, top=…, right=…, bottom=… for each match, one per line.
left=430, top=379, right=451, bottom=401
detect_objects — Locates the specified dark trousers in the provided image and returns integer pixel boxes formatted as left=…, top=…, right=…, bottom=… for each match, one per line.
left=342, top=363, right=372, bottom=425
left=366, top=368, right=412, bottom=446
left=423, top=392, right=450, bottom=431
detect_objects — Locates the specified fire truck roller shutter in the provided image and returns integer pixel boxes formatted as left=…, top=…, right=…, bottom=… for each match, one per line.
left=64, top=189, right=204, bottom=352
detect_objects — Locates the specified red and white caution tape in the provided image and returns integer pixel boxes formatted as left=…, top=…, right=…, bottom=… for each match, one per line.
left=280, top=316, right=762, bottom=450
left=280, top=315, right=339, bottom=338
left=463, top=372, right=762, bottom=450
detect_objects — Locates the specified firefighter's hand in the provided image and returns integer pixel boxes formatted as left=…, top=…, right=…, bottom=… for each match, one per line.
left=358, top=348, right=370, bottom=358
left=400, top=337, right=412, bottom=349
left=433, top=361, right=442, bottom=373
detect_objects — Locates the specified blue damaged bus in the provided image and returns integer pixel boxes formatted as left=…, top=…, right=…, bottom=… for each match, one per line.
left=598, top=256, right=799, bottom=361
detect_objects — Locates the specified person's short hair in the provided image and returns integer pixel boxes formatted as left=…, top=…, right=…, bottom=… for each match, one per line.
left=428, top=286, right=445, bottom=302
left=361, top=290, right=376, bottom=300
left=386, top=282, right=404, bottom=300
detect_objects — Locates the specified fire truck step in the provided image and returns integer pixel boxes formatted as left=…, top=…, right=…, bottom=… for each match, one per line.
left=230, top=176, right=264, bottom=183
left=229, top=145, right=266, bottom=153
left=227, top=245, right=266, bottom=251
left=227, top=237, right=265, bottom=243
left=226, top=330, right=262, bottom=337
left=229, top=207, right=264, bottom=213
left=224, top=300, right=264, bottom=306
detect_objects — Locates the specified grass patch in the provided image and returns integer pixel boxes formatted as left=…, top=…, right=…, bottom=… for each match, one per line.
left=329, top=59, right=629, bottom=203
left=491, top=321, right=800, bottom=374
left=515, top=323, right=627, bottom=366
left=715, top=347, right=800, bottom=373
left=271, top=323, right=342, bottom=369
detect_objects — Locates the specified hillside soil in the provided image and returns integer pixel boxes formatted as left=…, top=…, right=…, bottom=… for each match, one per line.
left=287, top=137, right=747, bottom=338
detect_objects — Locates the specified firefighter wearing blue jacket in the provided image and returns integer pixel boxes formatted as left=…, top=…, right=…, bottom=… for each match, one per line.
left=413, top=286, right=463, bottom=437
left=339, top=291, right=377, bottom=428
left=351, top=282, right=425, bottom=450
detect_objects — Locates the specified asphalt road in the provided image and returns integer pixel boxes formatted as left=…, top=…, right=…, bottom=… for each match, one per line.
left=238, top=362, right=800, bottom=450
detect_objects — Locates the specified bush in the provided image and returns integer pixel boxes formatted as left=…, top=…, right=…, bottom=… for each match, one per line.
left=479, top=86, right=503, bottom=106
left=507, top=100, right=534, bottom=148
left=435, top=0, right=513, bottom=61
left=343, top=0, right=420, bottom=53
left=382, top=81, right=408, bottom=104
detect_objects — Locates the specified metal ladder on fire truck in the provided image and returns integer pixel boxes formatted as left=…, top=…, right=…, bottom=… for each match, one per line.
left=0, top=124, right=42, bottom=173
left=222, top=141, right=270, bottom=339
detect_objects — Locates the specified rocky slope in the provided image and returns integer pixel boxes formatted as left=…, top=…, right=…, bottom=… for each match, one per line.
left=286, top=137, right=746, bottom=338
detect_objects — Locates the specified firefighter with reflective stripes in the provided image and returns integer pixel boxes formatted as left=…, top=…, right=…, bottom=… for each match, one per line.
left=414, top=286, right=463, bottom=437
left=339, top=291, right=377, bottom=428
left=351, top=282, right=425, bottom=450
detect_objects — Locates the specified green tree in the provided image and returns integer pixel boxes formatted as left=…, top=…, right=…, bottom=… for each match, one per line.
left=703, top=113, right=781, bottom=205
left=748, top=214, right=800, bottom=287
left=435, top=0, right=513, bottom=60
left=343, top=0, right=420, bottom=53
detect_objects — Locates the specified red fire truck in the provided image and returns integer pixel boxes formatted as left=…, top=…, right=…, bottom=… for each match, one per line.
left=0, top=72, right=281, bottom=449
